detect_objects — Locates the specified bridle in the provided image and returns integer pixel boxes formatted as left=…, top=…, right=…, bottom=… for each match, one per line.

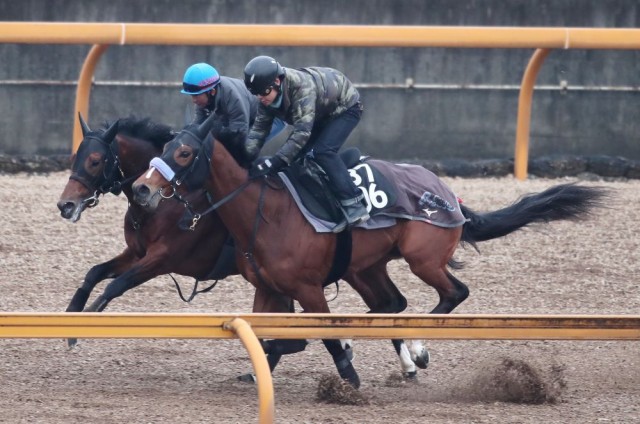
left=147, top=124, right=279, bottom=290
left=152, top=130, right=252, bottom=230
left=69, top=135, right=127, bottom=209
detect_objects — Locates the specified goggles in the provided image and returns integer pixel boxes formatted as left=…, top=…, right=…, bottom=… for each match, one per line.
left=250, top=85, right=273, bottom=97
left=182, top=82, right=216, bottom=95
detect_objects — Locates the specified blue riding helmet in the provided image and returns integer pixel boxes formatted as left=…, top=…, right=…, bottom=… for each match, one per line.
left=181, top=63, right=220, bottom=95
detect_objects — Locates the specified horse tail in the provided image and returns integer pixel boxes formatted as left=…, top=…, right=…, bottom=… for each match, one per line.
left=460, top=183, right=610, bottom=249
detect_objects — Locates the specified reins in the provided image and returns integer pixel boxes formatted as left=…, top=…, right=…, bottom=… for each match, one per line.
left=168, top=274, right=220, bottom=303
left=242, top=179, right=271, bottom=288
left=175, top=179, right=253, bottom=231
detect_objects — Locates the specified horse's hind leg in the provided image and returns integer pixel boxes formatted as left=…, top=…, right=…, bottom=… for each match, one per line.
left=400, top=224, right=469, bottom=314
left=346, top=261, right=429, bottom=379
left=423, top=268, right=469, bottom=314
left=406, top=264, right=469, bottom=314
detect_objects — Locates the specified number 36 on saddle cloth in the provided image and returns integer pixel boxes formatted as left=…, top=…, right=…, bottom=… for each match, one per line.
left=278, top=155, right=468, bottom=233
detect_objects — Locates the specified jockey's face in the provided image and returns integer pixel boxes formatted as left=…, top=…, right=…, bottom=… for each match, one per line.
left=191, top=89, right=214, bottom=108
left=257, top=78, right=280, bottom=106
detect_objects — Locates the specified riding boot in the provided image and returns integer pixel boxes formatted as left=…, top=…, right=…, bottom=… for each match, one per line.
left=333, top=193, right=369, bottom=233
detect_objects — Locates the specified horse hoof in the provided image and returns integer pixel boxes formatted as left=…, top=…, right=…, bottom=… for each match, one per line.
left=344, top=374, right=361, bottom=389
left=413, top=349, right=430, bottom=369
left=403, top=371, right=418, bottom=380
left=67, top=338, right=78, bottom=349
left=237, top=373, right=257, bottom=383
left=338, top=364, right=361, bottom=389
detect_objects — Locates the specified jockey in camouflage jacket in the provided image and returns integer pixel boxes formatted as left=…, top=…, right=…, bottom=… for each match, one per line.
left=243, top=55, right=369, bottom=231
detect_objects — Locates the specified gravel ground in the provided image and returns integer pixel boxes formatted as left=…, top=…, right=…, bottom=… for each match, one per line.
left=1, top=172, right=639, bottom=424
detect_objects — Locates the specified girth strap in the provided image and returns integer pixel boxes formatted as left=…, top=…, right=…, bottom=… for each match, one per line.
left=323, top=230, right=352, bottom=286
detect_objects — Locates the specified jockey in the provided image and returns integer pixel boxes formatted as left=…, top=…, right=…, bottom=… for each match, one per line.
left=243, top=55, right=369, bottom=229
left=181, top=62, right=285, bottom=166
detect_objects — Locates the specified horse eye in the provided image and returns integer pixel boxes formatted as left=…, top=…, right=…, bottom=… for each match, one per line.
left=91, top=159, right=101, bottom=167
left=180, top=151, right=191, bottom=158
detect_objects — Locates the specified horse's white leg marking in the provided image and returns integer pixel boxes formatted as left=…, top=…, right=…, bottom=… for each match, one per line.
left=340, top=339, right=354, bottom=361
left=398, top=342, right=417, bottom=374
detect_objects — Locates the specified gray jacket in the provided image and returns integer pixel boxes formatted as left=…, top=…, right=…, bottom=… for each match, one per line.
left=193, top=76, right=259, bottom=146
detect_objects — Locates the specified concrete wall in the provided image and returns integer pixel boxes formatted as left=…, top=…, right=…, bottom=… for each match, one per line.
left=0, top=0, right=639, bottom=161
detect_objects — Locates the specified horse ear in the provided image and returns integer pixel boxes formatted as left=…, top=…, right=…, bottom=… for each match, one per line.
left=103, top=120, right=119, bottom=142
left=78, top=112, right=91, bottom=136
left=196, top=112, right=216, bottom=140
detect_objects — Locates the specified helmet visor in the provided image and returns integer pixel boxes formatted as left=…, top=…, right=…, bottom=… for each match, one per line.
left=181, top=82, right=216, bottom=95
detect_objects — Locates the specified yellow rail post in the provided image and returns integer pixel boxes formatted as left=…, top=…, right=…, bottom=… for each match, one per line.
left=73, top=44, right=109, bottom=152
left=224, top=318, right=274, bottom=424
left=514, top=48, right=551, bottom=180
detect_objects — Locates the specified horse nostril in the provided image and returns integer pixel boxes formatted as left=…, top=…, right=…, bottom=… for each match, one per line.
left=136, top=185, right=150, bottom=197
left=57, top=201, right=75, bottom=218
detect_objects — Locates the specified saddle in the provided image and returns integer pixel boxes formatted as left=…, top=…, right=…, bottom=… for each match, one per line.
left=281, top=147, right=363, bottom=223
left=278, top=150, right=467, bottom=233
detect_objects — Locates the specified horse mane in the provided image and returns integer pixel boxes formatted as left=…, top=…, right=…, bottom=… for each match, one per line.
left=101, top=116, right=174, bottom=149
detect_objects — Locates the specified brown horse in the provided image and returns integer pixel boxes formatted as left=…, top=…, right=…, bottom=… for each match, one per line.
left=58, top=114, right=428, bottom=381
left=131, top=114, right=608, bottom=388
left=57, top=115, right=234, bottom=343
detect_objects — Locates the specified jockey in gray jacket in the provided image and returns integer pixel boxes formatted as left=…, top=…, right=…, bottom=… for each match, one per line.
left=181, top=63, right=258, bottom=166
left=181, top=62, right=285, bottom=166
left=243, top=55, right=369, bottom=231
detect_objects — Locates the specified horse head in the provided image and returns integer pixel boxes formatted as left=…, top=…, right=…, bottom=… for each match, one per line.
left=58, top=114, right=175, bottom=222
left=132, top=113, right=216, bottom=211
left=57, top=113, right=119, bottom=222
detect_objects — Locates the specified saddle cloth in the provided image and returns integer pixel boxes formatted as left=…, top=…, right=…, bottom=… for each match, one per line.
left=278, top=157, right=467, bottom=233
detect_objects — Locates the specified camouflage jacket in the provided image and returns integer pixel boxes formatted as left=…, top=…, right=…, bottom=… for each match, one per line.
left=193, top=76, right=258, bottom=145
left=247, top=67, right=360, bottom=164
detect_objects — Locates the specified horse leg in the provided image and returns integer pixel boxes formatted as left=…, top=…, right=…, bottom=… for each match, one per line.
left=406, top=261, right=469, bottom=314
left=66, top=248, right=138, bottom=348
left=400, top=224, right=469, bottom=314
left=82, top=247, right=174, bottom=312
left=238, top=287, right=307, bottom=383
left=346, top=261, right=429, bottom=379
left=67, top=248, right=137, bottom=312
left=296, top=286, right=361, bottom=389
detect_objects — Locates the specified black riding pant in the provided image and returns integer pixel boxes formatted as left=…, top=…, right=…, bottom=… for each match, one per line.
left=307, top=103, right=363, bottom=200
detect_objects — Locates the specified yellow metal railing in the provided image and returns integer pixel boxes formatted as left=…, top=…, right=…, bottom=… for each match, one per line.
left=2, top=312, right=640, bottom=423
left=1, top=23, right=639, bottom=178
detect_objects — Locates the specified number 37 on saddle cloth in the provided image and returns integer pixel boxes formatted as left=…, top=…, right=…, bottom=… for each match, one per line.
left=278, top=157, right=468, bottom=233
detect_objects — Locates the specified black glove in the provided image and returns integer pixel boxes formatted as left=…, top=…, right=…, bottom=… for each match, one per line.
left=244, top=139, right=263, bottom=163
left=249, top=155, right=286, bottom=178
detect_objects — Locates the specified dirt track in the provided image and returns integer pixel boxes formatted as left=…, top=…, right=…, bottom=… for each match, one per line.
left=1, top=172, right=639, bottom=424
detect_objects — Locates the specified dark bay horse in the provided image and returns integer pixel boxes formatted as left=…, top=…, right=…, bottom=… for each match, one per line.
left=57, top=115, right=233, bottom=338
left=131, top=115, right=608, bottom=388
left=58, top=115, right=427, bottom=381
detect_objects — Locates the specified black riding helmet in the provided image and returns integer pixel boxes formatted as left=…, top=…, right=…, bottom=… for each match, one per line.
left=243, top=56, right=285, bottom=96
